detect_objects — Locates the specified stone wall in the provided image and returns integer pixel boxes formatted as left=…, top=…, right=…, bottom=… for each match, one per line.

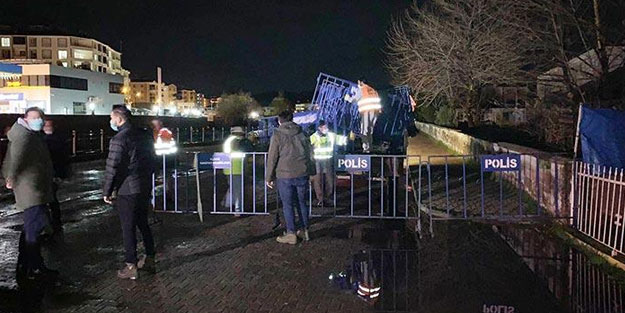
left=415, top=121, right=572, bottom=218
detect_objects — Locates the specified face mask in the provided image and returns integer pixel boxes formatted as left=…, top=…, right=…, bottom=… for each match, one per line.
left=110, top=120, right=119, bottom=132
left=28, top=118, right=44, bottom=131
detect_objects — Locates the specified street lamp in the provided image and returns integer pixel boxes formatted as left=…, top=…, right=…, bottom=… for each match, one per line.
left=249, top=111, right=260, bottom=119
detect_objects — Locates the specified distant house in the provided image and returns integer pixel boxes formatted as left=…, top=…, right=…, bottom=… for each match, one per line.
left=537, top=46, right=625, bottom=99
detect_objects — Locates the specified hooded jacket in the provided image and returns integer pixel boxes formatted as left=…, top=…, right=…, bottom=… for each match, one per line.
left=266, top=121, right=315, bottom=181
left=2, top=119, right=54, bottom=211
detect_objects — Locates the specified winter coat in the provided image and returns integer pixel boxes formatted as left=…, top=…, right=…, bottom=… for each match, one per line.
left=266, top=121, right=315, bottom=181
left=103, top=122, right=155, bottom=197
left=2, top=119, right=54, bottom=211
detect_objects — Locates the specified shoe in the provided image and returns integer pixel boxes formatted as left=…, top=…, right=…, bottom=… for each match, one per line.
left=276, top=232, right=297, bottom=245
left=137, top=255, right=156, bottom=273
left=117, top=263, right=138, bottom=280
left=296, top=229, right=310, bottom=242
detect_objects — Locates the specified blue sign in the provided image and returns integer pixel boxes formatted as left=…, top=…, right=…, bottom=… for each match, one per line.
left=0, top=93, right=23, bottom=101
left=481, top=154, right=521, bottom=172
left=196, top=153, right=231, bottom=170
left=336, top=155, right=371, bottom=172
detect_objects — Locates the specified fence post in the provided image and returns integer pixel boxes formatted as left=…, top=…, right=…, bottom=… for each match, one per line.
left=100, top=129, right=104, bottom=153
left=176, top=127, right=180, bottom=143
left=72, top=130, right=77, bottom=155
left=221, top=127, right=225, bottom=140
left=202, top=127, right=205, bottom=142
left=190, top=126, right=193, bottom=143
left=212, top=127, right=215, bottom=141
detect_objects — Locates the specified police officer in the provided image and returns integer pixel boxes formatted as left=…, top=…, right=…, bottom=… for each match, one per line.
left=104, top=105, right=156, bottom=280
left=310, top=121, right=346, bottom=207
left=222, top=126, right=253, bottom=215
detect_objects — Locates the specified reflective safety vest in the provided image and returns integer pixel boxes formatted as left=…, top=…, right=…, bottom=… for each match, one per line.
left=310, top=132, right=347, bottom=160
left=357, top=82, right=382, bottom=113
left=223, top=135, right=245, bottom=175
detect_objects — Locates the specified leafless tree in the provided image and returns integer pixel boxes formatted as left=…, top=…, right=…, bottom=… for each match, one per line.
left=526, top=0, right=625, bottom=106
left=387, top=0, right=537, bottom=127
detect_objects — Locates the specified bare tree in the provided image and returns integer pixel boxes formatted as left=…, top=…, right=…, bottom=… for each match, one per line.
left=527, top=0, right=625, bottom=106
left=387, top=0, right=536, bottom=127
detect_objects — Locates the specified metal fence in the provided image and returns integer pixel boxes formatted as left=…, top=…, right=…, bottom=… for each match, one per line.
left=573, top=162, right=625, bottom=256
left=70, top=127, right=231, bottom=156
left=152, top=152, right=574, bottom=232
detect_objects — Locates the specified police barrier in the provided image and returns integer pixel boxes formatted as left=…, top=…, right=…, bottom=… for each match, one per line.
left=152, top=152, right=571, bottom=230
left=309, top=154, right=423, bottom=221
left=424, top=154, right=571, bottom=224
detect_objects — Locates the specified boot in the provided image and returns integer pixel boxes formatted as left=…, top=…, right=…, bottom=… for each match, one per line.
left=117, top=263, right=138, bottom=280
left=276, top=232, right=297, bottom=245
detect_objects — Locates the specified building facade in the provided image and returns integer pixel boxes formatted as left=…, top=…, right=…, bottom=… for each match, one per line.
left=0, top=34, right=129, bottom=77
left=128, top=81, right=177, bottom=110
left=0, top=63, right=124, bottom=114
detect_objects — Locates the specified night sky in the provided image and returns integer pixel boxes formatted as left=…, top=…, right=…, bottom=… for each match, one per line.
left=1, top=0, right=412, bottom=95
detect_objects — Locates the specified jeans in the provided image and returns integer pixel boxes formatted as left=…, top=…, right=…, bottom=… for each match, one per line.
left=18, top=205, right=50, bottom=271
left=277, top=176, right=310, bottom=233
left=116, top=193, right=155, bottom=264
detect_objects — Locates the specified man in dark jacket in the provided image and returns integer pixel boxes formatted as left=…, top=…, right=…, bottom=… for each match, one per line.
left=266, top=111, right=315, bottom=244
left=44, top=119, right=70, bottom=231
left=103, top=105, right=155, bottom=280
left=2, top=107, right=56, bottom=280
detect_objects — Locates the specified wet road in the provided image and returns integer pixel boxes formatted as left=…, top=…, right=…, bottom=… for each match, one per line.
left=0, top=138, right=623, bottom=312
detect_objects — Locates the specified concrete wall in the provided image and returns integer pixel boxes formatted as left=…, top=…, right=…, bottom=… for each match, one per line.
left=416, top=121, right=572, bottom=218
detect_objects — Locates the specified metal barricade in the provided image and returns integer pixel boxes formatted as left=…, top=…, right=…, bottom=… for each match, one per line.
left=309, top=155, right=423, bottom=220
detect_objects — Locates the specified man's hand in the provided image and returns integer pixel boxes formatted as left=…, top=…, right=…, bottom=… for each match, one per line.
left=265, top=180, right=274, bottom=189
left=5, top=178, right=12, bottom=190
left=103, top=196, right=114, bottom=205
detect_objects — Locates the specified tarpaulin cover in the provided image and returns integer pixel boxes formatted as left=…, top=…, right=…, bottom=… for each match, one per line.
left=580, top=105, right=625, bottom=168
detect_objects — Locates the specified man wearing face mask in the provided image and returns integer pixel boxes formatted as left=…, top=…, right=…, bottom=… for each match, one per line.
left=43, top=120, right=70, bottom=232
left=2, top=107, right=57, bottom=280
left=103, top=105, right=156, bottom=280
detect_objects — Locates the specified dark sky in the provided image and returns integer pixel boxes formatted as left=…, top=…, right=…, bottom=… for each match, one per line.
left=1, top=0, right=412, bottom=95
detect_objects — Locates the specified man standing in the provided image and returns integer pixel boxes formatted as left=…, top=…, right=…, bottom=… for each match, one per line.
left=222, top=126, right=253, bottom=215
left=266, top=111, right=315, bottom=244
left=357, top=80, right=382, bottom=153
left=44, top=119, right=70, bottom=232
left=310, top=121, right=346, bottom=207
left=103, top=105, right=156, bottom=280
left=2, top=107, right=56, bottom=279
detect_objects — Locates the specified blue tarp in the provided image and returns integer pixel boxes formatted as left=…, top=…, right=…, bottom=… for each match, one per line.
left=580, top=105, right=625, bottom=168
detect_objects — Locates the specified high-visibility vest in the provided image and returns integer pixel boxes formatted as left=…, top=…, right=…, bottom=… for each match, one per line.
left=310, top=132, right=347, bottom=160
left=358, top=82, right=382, bottom=113
left=223, top=135, right=245, bottom=175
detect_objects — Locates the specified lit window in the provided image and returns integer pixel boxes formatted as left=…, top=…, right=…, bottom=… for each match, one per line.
left=58, top=50, right=68, bottom=59
left=61, top=62, right=68, bottom=67
left=73, top=48, right=92, bottom=60
left=1, top=38, right=9, bottom=47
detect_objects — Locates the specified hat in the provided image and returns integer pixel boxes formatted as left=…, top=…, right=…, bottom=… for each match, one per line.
left=230, top=126, right=245, bottom=134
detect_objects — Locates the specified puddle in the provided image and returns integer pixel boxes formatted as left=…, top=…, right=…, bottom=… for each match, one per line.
left=329, top=221, right=624, bottom=312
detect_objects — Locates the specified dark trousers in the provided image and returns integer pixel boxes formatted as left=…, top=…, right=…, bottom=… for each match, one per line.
left=116, top=193, right=155, bottom=264
left=277, top=176, right=310, bottom=233
left=49, top=182, right=62, bottom=230
left=18, top=205, right=50, bottom=272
